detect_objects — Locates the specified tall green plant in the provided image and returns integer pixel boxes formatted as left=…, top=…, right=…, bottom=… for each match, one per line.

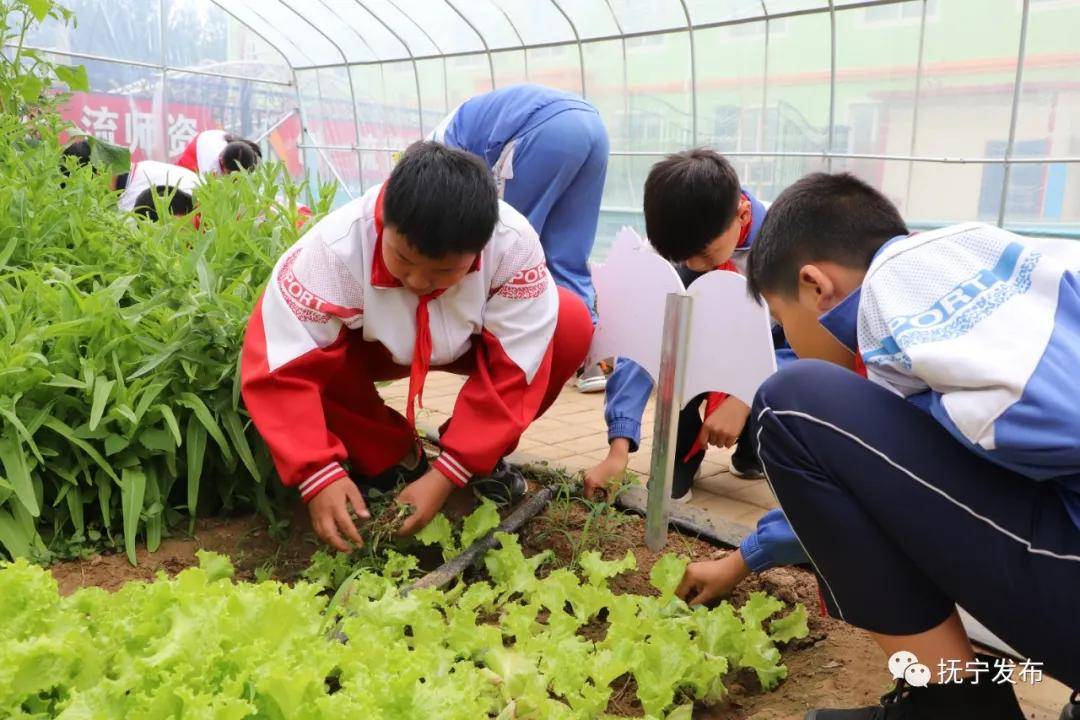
left=0, top=0, right=87, bottom=120
left=0, top=0, right=337, bottom=561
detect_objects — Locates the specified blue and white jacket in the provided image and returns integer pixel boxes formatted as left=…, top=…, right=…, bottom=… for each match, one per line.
left=744, top=223, right=1080, bottom=572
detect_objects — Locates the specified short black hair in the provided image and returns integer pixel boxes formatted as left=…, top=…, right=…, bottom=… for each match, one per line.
left=643, top=148, right=742, bottom=262
left=220, top=139, right=259, bottom=173
left=61, top=139, right=92, bottom=176
left=382, top=141, right=499, bottom=258
left=225, top=134, right=263, bottom=159
left=746, top=172, right=908, bottom=300
left=133, top=185, right=195, bottom=221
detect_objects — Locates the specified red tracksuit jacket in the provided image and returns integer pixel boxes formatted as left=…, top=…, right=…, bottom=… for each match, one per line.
left=241, top=184, right=558, bottom=501
left=175, top=129, right=228, bottom=175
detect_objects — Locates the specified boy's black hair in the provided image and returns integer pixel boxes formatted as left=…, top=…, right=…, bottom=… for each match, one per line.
left=746, top=172, right=909, bottom=300
left=220, top=139, right=259, bottom=173
left=382, top=141, right=499, bottom=258
left=224, top=134, right=263, bottom=160
left=643, top=148, right=742, bottom=262
left=133, top=185, right=195, bottom=221
left=61, top=139, right=92, bottom=175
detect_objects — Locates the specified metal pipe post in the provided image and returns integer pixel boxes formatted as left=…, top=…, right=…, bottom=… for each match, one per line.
left=645, top=292, right=693, bottom=551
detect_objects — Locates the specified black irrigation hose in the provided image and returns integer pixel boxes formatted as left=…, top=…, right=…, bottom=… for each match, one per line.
left=403, top=480, right=752, bottom=599
left=611, top=484, right=752, bottom=549
left=331, top=478, right=752, bottom=648
left=346, top=476, right=751, bottom=620
left=402, top=484, right=557, bottom=594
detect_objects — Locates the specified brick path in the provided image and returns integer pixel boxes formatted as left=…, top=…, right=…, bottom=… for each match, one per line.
left=380, top=372, right=777, bottom=528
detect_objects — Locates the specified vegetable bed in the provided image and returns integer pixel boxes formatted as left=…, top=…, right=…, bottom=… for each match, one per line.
left=13, top=479, right=893, bottom=720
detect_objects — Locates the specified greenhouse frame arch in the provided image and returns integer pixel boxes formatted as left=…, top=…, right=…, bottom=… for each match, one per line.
left=17, top=0, right=1080, bottom=249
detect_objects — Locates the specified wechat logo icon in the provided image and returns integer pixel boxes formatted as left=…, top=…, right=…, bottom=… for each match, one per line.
left=887, top=651, right=931, bottom=688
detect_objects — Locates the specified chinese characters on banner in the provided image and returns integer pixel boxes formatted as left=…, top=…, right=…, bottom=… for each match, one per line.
left=62, top=91, right=417, bottom=187
left=60, top=92, right=216, bottom=164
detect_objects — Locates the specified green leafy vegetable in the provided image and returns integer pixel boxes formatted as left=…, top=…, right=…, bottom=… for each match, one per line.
left=0, top=530, right=808, bottom=718
left=0, top=0, right=334, bottom=562
left=649, top=552, right=689, bottom=600
left=578, top=548, right=636, bottom=587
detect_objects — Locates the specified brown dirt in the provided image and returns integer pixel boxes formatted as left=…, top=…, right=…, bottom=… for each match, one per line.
left=48, top=483, right=485, bottom=596
left=49, top=504, right=321, bottom=595
left=519, top=504, right=889, bottom=719
left=44, top=491, right=1063, bottom=718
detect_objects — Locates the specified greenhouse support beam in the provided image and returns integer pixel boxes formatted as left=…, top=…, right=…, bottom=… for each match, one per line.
left=829, top=0, right=838, bottom=172
left=312, top=145, right=357, bottom=200
left=159, top=0, right=167, bottom=159
left=385, top=0, right=452, bottom=116
left=759, top=0, right=770, bottom=157
left=287, top=5, right=363, bottom=141
left=212, top=1, right=318, bottom=73
left=253, top=108, right=299, bottom=143
left=287, top=0, right=915, bottom=69
left=313, top=0, right=382, bottom=65
left=11, top=44, right=293, bottom=87
left=297, top=143, right=1080, bottom=167
left=678, top=0, right=697, bottom=145
left=549, top=0, right=587, bottom=98
left=904, top=0, right=930, bottom=207
left=354, top=0, right=425, bottom=141
left=205, top=0, right=305, bottom=79
left=444, top=0, right=496, bottom=91
left=600, top=0, right=630, bottom=143
left=998, top=0, right=1032, bottom=228
left=299, top=143, right=395, bottom=152
left=287, top=3, right=365, bottom=189
left=608, top=150, right=1080, bottom=165
left=491, top=4, right=529, bottom=81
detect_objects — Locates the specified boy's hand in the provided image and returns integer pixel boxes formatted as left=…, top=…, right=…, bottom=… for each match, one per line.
left=583, top=438, right=631, bottom=499
left=396, top=468, right=456, bottom=536
left=676, top=552, right=752, bottom=605
left=698, top=397, right=751, bottom=449
left=307, top=478, right=370, bottom=553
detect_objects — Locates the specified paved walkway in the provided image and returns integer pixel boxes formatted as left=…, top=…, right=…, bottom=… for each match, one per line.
left=380, top=372, right=777, bottom=529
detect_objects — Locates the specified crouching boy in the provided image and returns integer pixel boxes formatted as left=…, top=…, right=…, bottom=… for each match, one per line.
left=678, top=172, right=1080, bottom=719
left=241, top=142, right=593, bottom=549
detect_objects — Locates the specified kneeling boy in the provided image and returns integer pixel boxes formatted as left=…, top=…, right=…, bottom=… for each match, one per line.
left=679, top=172, right=1080, bottom=719
left=241, top=142, right=593, bottom=550
left=585, top=149, right=779, bottom=501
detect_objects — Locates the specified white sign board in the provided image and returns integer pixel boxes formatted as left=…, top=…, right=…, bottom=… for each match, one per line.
left=590, top=227, right=777, bottom=407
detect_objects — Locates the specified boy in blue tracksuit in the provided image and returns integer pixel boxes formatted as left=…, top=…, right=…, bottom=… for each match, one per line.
left=677, top=172, right=1080, bottom=719
left=584, top=149, right=789, bottom=501
left=431, top=84, right=608, bottom=327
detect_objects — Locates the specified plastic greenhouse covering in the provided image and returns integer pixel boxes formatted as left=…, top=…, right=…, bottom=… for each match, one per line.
left=18, top=0, right=1080, bottom=257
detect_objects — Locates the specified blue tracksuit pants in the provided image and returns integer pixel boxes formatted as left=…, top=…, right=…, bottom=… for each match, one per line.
left=754, top=360, right=1080, bottom=689
left=502, top=108, right=608, bottom=321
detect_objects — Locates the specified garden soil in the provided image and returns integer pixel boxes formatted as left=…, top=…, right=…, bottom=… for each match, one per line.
left=49, top=494, right=1063, bottom=719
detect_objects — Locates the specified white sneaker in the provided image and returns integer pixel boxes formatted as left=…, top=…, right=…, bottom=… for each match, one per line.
left=671, top=488, right=693, bottom=504
left=729, top=454, right=764, bottom=480
left=576, top=362, right=609, bottom=393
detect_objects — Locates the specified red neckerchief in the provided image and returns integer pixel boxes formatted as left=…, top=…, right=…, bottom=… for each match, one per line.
left=684, top=197, right=753, bottom=460
left=853, top=350, right=868, bottom=378
left=372, top=186, right=480, bottom=427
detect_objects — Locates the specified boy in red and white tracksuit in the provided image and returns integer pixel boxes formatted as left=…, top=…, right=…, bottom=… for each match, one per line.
left=175, top=129, right=260, bottom=175
left=241, top=142, right=592, bottom=547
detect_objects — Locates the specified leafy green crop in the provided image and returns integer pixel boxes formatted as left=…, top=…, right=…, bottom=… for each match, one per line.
left=0, top=0, right=336, bottom=561
left=0, top=528, right=809, bottom=719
